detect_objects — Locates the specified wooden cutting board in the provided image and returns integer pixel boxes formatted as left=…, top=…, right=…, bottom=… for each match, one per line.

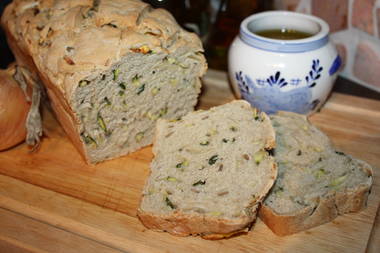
left=0, top=70, right=379, bottom=253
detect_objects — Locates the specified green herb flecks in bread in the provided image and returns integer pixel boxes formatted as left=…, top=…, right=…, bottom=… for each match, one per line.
left=260, top=111, right=373, bottom=236
left=138, top=100, right=277, bottom=239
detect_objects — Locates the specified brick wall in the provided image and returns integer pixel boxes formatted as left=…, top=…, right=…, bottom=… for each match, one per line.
left=274, top=0, right=380, bottom=92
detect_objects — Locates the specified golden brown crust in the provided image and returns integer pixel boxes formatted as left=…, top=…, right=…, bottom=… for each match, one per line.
left=137, top=209, right=256, bottom=238
left=2, top=0, right=203, bottom=97
left=259, top=162, right=373, bottom=236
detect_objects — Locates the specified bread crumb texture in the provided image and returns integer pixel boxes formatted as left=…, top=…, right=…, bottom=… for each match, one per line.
left=138, top=100, right=277, bottom=237
left=260, top=111, right=373, bottom=236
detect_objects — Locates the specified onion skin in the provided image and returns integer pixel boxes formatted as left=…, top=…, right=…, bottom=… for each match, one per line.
left=0, top=66, right=31, bottom=151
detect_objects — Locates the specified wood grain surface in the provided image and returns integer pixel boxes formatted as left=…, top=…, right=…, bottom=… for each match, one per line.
left=0, top=69, right=379, bottom=253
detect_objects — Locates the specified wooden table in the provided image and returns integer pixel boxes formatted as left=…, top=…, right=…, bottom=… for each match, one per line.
left=0, top=70, right=379, bottom=253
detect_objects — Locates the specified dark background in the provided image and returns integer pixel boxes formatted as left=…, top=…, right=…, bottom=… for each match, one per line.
left=0, top=0, right=14, bottom=68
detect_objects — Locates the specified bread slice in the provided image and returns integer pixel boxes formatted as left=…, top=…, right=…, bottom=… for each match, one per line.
left=260, top=111, right=373, bottom=236
left=137, top=100, right=277, bottom=238
left=2, top=0, right=206, bottom=163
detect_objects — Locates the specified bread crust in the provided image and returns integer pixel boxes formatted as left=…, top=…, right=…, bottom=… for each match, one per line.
left=137, top=208, right=256, bottom=238
left=138, top=162, right=277, bottom=239
left=2, top=0, right=206, bottom=163
left=259, top=153, right=373, bottom=236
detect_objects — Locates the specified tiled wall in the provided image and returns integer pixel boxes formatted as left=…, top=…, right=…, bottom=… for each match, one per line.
left=275, top=0, right=380, bottom=92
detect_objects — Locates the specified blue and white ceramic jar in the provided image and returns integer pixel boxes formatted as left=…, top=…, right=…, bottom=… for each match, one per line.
left=228, top=11, right=341, bottom=115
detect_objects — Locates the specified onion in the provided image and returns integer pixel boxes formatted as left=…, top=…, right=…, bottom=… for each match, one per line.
left=0, top=65, right=31, bottom=151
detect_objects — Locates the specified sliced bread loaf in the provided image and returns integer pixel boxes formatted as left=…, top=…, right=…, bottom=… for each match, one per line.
left=137, top=100, right=277, bottom=238
left=2, top=0, right=206, bottom=163
left=260, top=111, right=373, bottom=236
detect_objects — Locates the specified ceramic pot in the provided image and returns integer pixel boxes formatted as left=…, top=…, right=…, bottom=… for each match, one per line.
left=228, top=11, right=341, bottom=115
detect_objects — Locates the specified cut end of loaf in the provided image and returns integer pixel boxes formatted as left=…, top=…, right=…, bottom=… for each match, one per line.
left=138, top=100, right=277, bottom=237
left=73, top=50, right=205, bottom=163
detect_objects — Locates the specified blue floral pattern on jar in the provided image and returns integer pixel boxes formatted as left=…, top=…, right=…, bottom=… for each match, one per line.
left=235, top=59, right=323, bottom=114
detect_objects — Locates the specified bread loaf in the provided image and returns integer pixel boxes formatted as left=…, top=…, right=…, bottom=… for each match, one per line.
left=138, top=100, right=277, bottom=238
left=2, top=0, right=207, bottom=163
left=259, top=111, right=373, bottom=236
